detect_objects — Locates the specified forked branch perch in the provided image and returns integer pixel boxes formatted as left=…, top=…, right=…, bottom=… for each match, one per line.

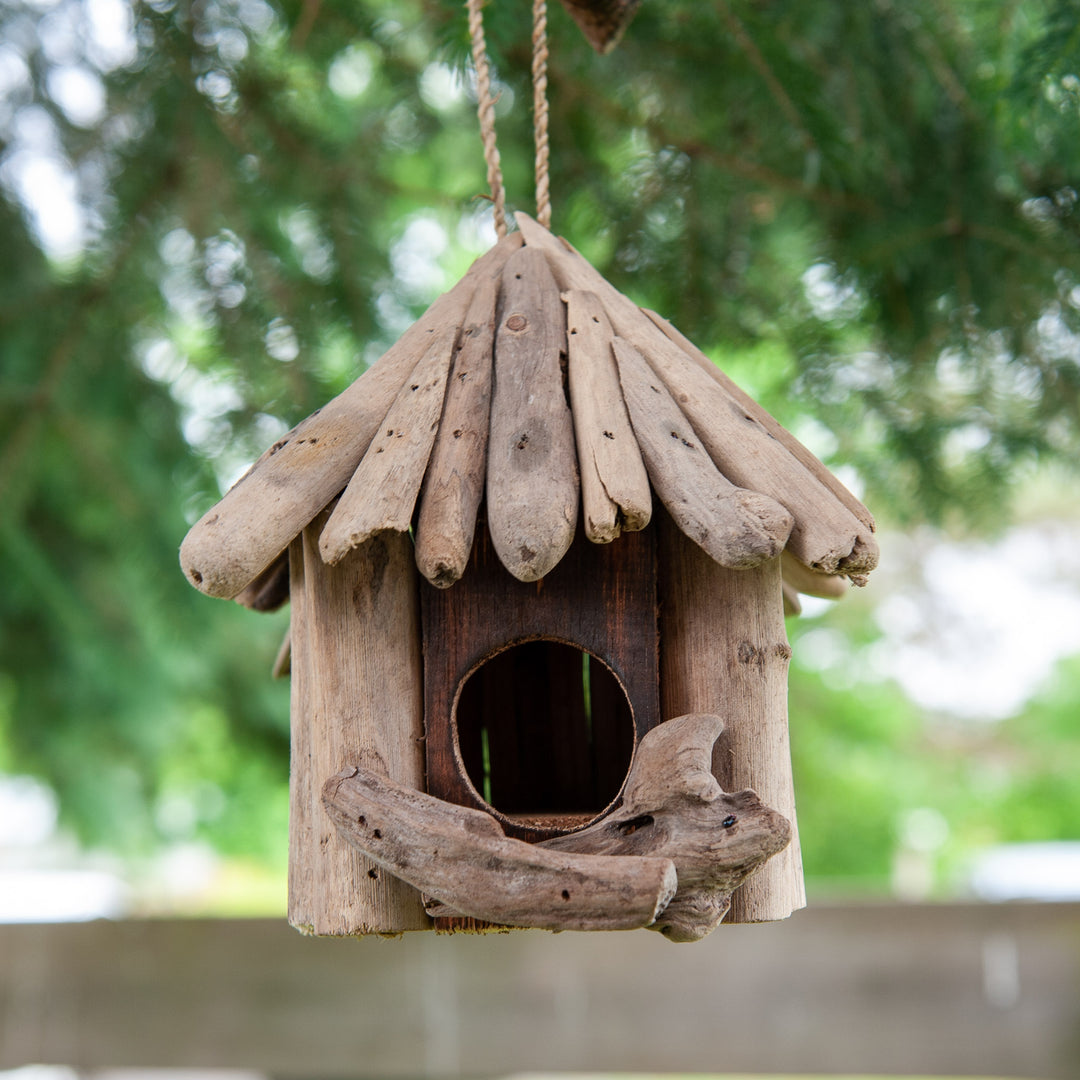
left=323, top=713, right=790, bottom=941
left=538, top=713, right=792, bottom=939
left=322, top=767, right=677, bottom=933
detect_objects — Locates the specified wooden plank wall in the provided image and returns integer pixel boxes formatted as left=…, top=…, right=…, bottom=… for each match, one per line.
left=1, top=903, right=1078, bottom=1078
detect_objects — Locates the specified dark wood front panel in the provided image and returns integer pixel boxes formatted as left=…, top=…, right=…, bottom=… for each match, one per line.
left=421, top=518, right=659, bottom=842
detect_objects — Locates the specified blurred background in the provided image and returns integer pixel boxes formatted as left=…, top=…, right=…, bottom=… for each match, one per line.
left=1, top=0, right=1079, bottom=1075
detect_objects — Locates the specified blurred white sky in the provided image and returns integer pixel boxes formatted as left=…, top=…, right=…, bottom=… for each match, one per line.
left=797, top=520, right=1080, bottom=721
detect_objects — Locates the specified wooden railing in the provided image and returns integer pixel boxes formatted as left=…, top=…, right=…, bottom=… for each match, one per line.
left=1, top=901, right=1077, bottom=1078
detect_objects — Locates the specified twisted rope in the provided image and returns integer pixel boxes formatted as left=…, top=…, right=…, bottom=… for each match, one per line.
left=531, top=0, right=551, bottom=229
left=466, top=0, right=507, bottom=238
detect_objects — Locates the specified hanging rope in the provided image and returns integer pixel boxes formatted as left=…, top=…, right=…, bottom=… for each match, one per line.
left=466, top=0, right=508, bottom=238
left=531, top=0, right=552, bottom=229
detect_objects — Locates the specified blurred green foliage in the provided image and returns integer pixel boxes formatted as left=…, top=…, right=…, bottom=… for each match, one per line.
left=1, top=0, right=1078, bottom=887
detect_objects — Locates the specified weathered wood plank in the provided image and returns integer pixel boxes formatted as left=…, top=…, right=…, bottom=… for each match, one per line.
left=180, top=233, right=522, bottom=599
left=565, top=290, right=651, bottom=543
left=414, top=274, right=499, bottom=588
left=288, top=516, right=428, bottom=935
left=487, top=246, right=578, bottom=582
left=613, top=336, right=793, bottom=568
left=657, top=508, right=805, bottom=922
left=541, top=713, right=791, bottom=941
left=319, top=325, right=456, bottom=565
left=515, top=212, right=876, bottom=577
left=323, top=766, right=677, bottom=933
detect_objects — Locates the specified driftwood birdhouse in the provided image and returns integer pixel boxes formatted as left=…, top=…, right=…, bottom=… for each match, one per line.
left=180, top=214, right=877, bottom=941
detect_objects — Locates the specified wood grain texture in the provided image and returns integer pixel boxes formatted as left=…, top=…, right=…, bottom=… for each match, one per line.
left=613, top=336, right=793, bottom=568
left=540, top=713, right=791, bottom=941
left=180, top=233, right=522, bottom=600
left=514, top=212, right=876, bottom=577
left=657, top=508, right=805, bottom=923
left=323, top=766, right=677, bottom=933
left=421, top=520, right=660, bottom=844
left=565, top=290, right=651, bottom=543
left=319, top=325, right=456, bottom=564
left=288, top=515, right=428, bottom=935
left=644, top=306, right=877, bottom=534
left=414, top=274, right=499, bottom=588
left=487, top=246, right=578, bottom=582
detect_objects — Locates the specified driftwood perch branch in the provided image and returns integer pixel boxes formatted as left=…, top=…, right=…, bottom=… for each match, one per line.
left=540, top=713, right=791, bottom=940
left=322, top=769, right=677, bottom=933
left=322, top=713, right=790, bottom=942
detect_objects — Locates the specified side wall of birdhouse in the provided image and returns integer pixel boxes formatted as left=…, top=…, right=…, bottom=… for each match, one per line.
left=287, top=512, right=429, bottom=935
left=657, top=510, right=806, bottom=923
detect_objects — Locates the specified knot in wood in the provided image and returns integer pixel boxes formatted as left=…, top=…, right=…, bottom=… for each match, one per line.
left=505, top=313, right=528, bottom=332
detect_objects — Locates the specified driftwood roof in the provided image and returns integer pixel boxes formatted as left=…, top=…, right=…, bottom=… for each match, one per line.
left=180, top=213, right=877, bottom=612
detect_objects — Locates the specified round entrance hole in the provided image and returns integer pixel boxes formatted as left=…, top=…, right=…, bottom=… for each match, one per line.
left=454, top=640, right=635, bottom=831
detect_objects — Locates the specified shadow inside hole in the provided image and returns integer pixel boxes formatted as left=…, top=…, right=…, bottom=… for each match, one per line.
left=455, top=640, right=635, bottom=829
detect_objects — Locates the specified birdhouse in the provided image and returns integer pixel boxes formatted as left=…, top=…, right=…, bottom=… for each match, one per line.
left=180, top=214, right=877, bottom=941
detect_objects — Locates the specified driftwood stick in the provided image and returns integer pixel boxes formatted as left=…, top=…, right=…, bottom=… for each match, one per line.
left=540, top=713, right=791, bottom=942
left=319, top=325, right=456, bottom=565
left=782, top=581, right=802, bottom=617
left=272, top=626, right=291, bottom=680
left=514, top=213, right=876, bottom=577
left=322, top=768, right=677, bottom=933
left=233, top=550, right=289, bottom=612
left=780, top=550, right=849, bottom=599
left=613, top=336, right=793, bottom=569
left=413, top=274, right=499, bottom=588
left=565, top=290, right=651, bottom=543
left=632, top=332, right=877, bottom=576
left=643, top=307, right=876, bottom=534
left=180, top=233, right=522, bottom=599
left=486, top=246, right=579, bottom=582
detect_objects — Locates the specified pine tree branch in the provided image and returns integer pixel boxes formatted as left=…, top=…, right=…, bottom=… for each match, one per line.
left=671, top=134, right=877, bottom=214
left=291, top=0, right=323, bottom=51
left=554, top=69, right=879, bottom=215
left=0, top=160, right=179, bottom=510
left=715, top=0, right=818, bottom=157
